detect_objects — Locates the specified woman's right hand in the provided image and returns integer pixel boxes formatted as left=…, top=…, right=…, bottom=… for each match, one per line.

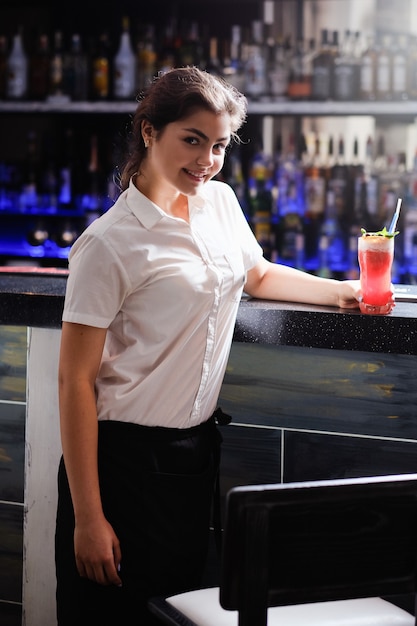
left=74, top=515, right=122, bottom=587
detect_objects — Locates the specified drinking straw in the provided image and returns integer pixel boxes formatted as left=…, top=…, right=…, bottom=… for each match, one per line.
left=388, top=198, right=402, bottom=234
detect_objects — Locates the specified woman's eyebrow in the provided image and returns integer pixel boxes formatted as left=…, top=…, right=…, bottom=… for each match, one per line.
left=182, top=127, right=230, bottom=143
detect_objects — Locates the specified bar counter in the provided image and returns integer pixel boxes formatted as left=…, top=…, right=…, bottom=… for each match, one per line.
left=0, top=267, right=68, bottom=328
left=1, top=269, right=417, bottom=625
left=1, top=267, right=417, bottom=352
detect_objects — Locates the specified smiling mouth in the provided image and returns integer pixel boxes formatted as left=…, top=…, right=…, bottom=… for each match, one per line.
left=184, top=169, right=207, bottom=181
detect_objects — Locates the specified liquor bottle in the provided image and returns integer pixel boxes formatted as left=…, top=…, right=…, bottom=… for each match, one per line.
left=0, top=151, right=21, bottom=210
left=205, top=36, right=222, bottom=76
left=20, top=130, right=40, bottom=210
left=359, top=34, right=377, bottom=100
left=221, top=38, right=232, bottom=80
left=263, top=0, right=287, bottom=100
left=39, top=131, right=58, bottom=210
left=351, top=31, right=363, bottom=100
left=0, top=35, right=8, bottom=100
left=404, top=149, right=417, bottom=278
left=303, top=133, right=326, bottom=269
left=57, top=128, right=75, bottom=210
left=6, top=27, right=28, bottom=100
left=363, top=135, right=379, bottom=231
left=408, top=35, right=417, bottom=100
left=287, top=38, right=313, bottom=101
left=311, top=29, right=333, bottom=100
left=66, top=33, right=89, bottom=101
left=222, top=25, right=245, bottom=92
left=318, top=189, right=348, bottom=277
left=393, top=151, right=407, bottom=276
left=349, top=135, right=362, bottom=221
left=81, top=134, right=104, bottom=224
left=326, top=134, right=335, bottom=171
left=113, top=16, right=136, bottom=100
left=49, top=30, right=69, bottom=102
left=157, top=18, right=179, bottom=75
left=378, top=149, right=407, bottom=232
left=373, top=137, right=406, bottom=259
left=404, top=215, right=417, bottom=281
left=333, top=29, right=357, bottom=101
left=137, top=24, right=157, bottom=92
left=348, top=137, right=365, bottom=277
left=91, top=32, right=111, bottom=100
left=28, top=33, right=50, bottom=100
left=247, top=139, right=275, bottom=260
left=330, top=30, right=341, bottom=92
left=274, top=133, right=306, bottom=267
left=328, top=136, right=350, bottom=225
left=326, top=137, right=350, bottom=274
left=178, top=21, right=203, bottom=68
left=244, top=20, right=267, bottom=100
left=222, top=142, right=248, bottom=218
left=268, top=36, right=289, bottom=100
left=391, top=33, right=408, bottom=101
left=375, top=33, right=392, bottom=101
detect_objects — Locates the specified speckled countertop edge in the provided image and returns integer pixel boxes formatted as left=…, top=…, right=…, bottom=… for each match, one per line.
left=1, top=273, right=417, bottom=354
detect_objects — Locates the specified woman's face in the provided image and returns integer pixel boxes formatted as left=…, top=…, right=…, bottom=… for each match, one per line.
left=143, top=108, right=232, bottom=196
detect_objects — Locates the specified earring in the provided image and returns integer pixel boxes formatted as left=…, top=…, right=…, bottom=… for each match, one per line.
left=144, top=140, right=149, bottom=148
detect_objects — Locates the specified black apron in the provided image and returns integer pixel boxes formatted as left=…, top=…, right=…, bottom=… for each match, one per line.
left=55, top=415, right=223, bottom=626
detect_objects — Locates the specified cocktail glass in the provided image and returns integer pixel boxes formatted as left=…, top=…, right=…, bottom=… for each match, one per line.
left=358, top=233, right=394, bottom=315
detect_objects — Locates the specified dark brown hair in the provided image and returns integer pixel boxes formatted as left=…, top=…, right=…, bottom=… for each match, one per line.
left=119, top=66, right=248, bottom=191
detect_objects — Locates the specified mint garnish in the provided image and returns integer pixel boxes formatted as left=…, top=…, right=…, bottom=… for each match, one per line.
left=360, top=227, right=399, bottom=238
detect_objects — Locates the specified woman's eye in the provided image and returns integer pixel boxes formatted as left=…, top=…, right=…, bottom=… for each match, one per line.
left=185, top=136, right=199, bottom=145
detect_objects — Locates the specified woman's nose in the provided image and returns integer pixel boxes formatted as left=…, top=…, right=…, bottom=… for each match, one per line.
left=197, top=148, right=214, bottom=166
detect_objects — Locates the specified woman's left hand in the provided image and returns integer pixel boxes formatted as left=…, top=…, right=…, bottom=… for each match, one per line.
left=336, top=279, right=362, bottom=309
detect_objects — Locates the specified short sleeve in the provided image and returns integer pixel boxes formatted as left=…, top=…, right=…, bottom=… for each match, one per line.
left=62, top=232, right=131, bottom=328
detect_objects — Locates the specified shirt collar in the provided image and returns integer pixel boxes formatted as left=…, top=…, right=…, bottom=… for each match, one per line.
left=126, top=178, right=207, bottom=229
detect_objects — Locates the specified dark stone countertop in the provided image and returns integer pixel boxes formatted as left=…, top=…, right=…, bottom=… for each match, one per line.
left=0, top=268, right=68, bottom=328
left=1, top=268, right=417, bottom=355
left=235, top=297, right=417, bottom=355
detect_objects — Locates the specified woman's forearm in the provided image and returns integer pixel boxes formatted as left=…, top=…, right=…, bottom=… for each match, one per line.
left=245, top=258, right=361, bottom=309
left=59, top=380, right=104, bottom=524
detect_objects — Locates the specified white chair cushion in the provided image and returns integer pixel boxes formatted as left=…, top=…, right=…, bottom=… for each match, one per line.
left=166, top=587, right=415, bottom=626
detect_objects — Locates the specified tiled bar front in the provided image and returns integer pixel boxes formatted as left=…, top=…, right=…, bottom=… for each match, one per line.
left=1, top=273, right=417, bottom=625
left=0, top=272, right=66, bottom=626
left=218, top=341, right=417, bottom=491
left=0, top=325, right=27, bottom=626
left=218, top=300, right=417, bottom=495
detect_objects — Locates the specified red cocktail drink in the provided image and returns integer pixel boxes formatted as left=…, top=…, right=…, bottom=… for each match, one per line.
left=358, top=234, right=394, bottom=315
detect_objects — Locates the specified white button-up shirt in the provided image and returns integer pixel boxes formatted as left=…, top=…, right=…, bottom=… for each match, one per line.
left=62, top=179, right=262, bottom=428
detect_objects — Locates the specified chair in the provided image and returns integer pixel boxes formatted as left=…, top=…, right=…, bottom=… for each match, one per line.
left=148, top=473, right=417, bottom=626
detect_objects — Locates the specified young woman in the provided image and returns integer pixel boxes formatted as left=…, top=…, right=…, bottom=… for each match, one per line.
left=55, top=66, right=362, bottom=625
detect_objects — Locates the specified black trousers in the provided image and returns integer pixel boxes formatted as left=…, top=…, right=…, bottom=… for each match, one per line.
left=55, top=418, right=222, bottom=626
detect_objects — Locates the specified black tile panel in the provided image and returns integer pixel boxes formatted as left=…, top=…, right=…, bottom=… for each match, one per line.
left=218, top=423, right=281, bottom=499
left=0, top=602, right=22, bottom=626
left=0, top=402, right=25, bottom=504
left=0, top=503, right=23, bottom=604
left=219, top=342, right=417, bottom=440
left=284, top=430, right=417, bottom=483
left=0, top=326, right=26, bottom=403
